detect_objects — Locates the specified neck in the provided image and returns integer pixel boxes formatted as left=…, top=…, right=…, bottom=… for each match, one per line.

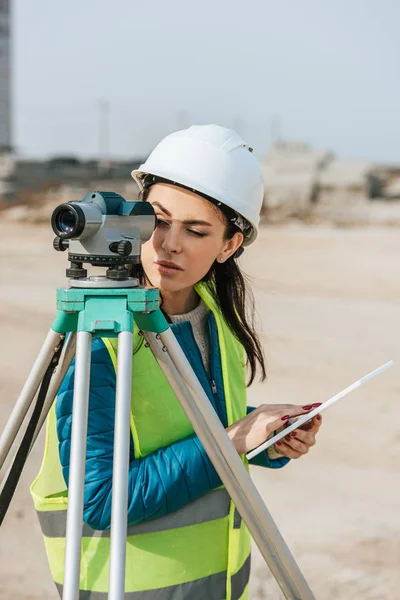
left=161, top=286, right=199, bottom=315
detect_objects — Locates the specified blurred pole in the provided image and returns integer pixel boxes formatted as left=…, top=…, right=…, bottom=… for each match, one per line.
left=98, top=99, right=110, bottom=170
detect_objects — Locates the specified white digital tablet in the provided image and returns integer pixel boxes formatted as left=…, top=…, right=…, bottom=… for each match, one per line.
left=246, top=360, right=393, bottom=461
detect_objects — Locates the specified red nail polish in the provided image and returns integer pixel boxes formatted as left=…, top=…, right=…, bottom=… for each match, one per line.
left=312, top=403, right=322, bottom=407
left=281, top=415, right=290, bottom=421
left=276, top=441, right=282, bottom=446
left=285, top=435, right=291, bottom=441
left=291, top=432, right=297, bottom=437
left=316, top=414, right=322, bottom=420
left=302, top=405, right=313, bottom=410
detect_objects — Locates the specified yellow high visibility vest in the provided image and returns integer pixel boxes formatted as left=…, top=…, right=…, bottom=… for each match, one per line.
left=31, top=282, right=251, bottom=599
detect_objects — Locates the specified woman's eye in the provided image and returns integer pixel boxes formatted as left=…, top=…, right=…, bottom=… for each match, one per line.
left=155, top=218, right=207, bottom=237
left=188, top=229, right=207, bottom=237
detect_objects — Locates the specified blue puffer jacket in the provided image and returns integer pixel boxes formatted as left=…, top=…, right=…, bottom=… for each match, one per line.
left=56, top=314, right=289, bottom=531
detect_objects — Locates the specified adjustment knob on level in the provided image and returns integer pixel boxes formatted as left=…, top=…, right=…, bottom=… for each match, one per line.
left=109, top=240, right=133, bottom=256
left=117, top=240, right=132, bottom=256
left=53, top=237, right=69, bottom=251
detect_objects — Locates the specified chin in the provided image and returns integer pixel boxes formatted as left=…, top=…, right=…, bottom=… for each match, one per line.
left=158, top=280, right=187, bottom=294
left=149, top=271, right=183, bottom=293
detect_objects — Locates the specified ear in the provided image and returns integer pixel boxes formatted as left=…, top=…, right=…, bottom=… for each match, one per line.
left=220, top=231, right=244, bottom=261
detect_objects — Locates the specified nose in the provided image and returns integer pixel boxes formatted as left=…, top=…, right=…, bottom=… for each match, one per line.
left=161, top=224, right=182, bottom=255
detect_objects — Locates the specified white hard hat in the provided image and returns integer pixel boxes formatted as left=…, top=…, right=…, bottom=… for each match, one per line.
left=131, top=124, right=264, bottom=246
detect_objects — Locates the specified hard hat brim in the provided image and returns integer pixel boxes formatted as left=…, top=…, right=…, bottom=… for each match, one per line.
left=131, top=167, right=258, bottom=246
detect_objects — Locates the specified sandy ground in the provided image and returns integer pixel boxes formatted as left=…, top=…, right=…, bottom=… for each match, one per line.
left=0, top=221, right=398, bottom=599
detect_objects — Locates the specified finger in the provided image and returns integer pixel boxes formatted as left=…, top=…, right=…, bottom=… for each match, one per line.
left=264, top=404, right=314, bottom=412
left=289, top=429, right=316, bottom=447
left=274, top=441, right=302, bottom=459
left=299, top=419, right=315, bottom=432
left=275, top=424, right=287, bottom=435
left=290, top=410, right=321, bottom=429
left=281, top=434, right=310, bottom=455
left=300, top=415, right=322, bottom=433
left=270, top=405, right=315, bottom=426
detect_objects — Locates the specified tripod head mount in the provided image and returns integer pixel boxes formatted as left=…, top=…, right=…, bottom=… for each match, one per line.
left=51, top=191, right=155, bottom=281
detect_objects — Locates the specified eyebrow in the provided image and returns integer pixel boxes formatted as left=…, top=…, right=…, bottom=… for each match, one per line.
left=152, top=201, right=213, bottom=227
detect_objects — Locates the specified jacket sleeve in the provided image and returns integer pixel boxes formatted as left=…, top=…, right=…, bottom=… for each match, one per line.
left=246, top=406, right=290, bottom=469
left=56, top=338, right=222, bottom=531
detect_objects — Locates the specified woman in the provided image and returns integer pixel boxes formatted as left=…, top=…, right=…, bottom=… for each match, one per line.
left=31, top=125, right=322, bottom=599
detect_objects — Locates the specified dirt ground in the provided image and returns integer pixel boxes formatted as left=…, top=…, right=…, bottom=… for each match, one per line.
left=0, top=220, right=398, bottom=599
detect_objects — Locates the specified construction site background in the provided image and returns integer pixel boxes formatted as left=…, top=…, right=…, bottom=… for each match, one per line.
left=2, top=141, right=400, bottom=228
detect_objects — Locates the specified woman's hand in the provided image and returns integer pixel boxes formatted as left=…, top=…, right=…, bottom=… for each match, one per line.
left=273, top=414, right=323, bottom=459
left=226, top=403, right=319, bottom=455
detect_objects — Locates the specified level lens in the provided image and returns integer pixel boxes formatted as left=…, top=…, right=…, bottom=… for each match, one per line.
left=56, top=208, right=77, bottom=235
left=51, top=203, right=85, bottom=239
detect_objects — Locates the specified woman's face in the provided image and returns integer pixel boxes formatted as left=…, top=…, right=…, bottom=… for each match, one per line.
left=140, top=183, right=243, bottom=294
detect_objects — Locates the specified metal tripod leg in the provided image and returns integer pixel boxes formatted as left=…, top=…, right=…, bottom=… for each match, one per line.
left=109, top=331, right=133, bottom=600
left=30, top=332, right=76, bottom=450
left=63, top=332, right=92, bottom=600
left=0, top=329, right=64, bottom=470
left=61, top=330, right=134, bottom=600
left=144, top=329, right=315, bottom=600
left=0, top=333, right=76, bottom=525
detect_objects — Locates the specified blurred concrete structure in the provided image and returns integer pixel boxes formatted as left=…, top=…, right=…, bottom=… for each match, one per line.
left=383, top=179, right=400, bottom=199
left=375, top=165, right=400, bottom=199
left=2, top=179, right=142, bottom=224
left=262, top=141, right=332, bottom=218
left=318, top=159, right=380, bottom=206
left=261, top=141, right=387, bottom=220
left=0, top=150, right=14, bottom=194
left=3, top=156, right=145, bottom=202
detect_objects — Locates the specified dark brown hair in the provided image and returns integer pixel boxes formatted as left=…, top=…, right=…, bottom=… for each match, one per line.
left=133, top=181, right=266, bottom=386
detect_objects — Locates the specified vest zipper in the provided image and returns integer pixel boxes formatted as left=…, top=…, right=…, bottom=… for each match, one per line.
left=210, top=379, right=217, bottom=395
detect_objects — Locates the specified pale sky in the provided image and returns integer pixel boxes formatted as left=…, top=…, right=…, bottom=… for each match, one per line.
left=14, top=0, right=400, bottom=163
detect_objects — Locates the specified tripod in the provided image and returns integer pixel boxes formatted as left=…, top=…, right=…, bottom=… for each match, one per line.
left=0, top=276, right=315, bottom=600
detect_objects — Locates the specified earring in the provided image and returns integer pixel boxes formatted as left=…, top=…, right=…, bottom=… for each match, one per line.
left=218, top=257, right=224, bottom=262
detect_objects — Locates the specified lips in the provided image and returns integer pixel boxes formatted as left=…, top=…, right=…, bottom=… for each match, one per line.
left=154, top=260, right=183, bottom=273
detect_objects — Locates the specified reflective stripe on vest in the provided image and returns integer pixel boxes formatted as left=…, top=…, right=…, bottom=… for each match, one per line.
left=55, top=555, right=250, bottom=600
left=31, top=282, right=251, bottom=599
left=37, top=488, right=230, bottom=538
